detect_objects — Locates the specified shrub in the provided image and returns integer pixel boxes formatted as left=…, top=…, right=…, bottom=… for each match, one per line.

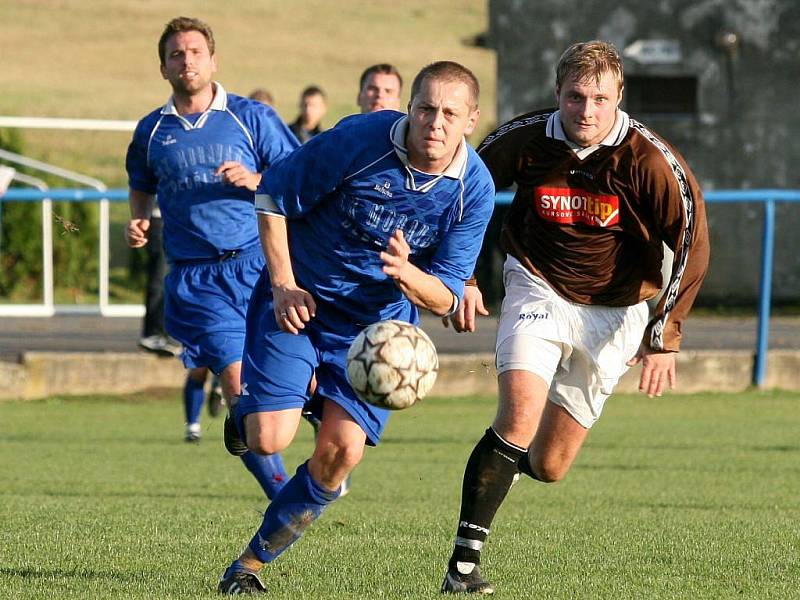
left=1, top=128, right=99, bottom=302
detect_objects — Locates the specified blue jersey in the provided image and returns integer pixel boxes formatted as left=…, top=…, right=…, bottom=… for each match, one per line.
left=256, top=110, right=495, bottom=325
left=126, top=83, right=299, bottom=262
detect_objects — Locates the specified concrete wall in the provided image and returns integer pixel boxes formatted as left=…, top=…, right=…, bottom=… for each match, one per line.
left=2, top=350, right=799, bottom=402
left=487, top=0, right=800, bottom=304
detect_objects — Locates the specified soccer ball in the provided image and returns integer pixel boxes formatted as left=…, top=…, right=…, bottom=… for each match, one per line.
left=346, top=320, right=439, bottom=410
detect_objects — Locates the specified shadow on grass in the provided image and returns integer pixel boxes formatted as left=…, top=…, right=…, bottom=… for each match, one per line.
left=0, top=488, right=259, bottom=502
left=746, top=444, right=800, bottom=452
left=586, top=441, right=800, bottom=453
left=0, top=433, right=222, bottom=445
left=619, top=500, right=796, bottom=511
left=575, top=463, right=652, bottom=471
left=0, top=565, right=141, bottom=583
left=380, top=435, right=466, bottom=445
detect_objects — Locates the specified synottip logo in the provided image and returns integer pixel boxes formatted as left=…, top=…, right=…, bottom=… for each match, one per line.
left=534, top=187, right=619, bottom=227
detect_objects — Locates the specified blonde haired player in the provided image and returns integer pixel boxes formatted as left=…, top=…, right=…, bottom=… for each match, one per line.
left=441, top=40, right=710, bottom=594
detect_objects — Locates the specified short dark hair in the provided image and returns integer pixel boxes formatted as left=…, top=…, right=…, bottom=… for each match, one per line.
left=301, top=85, right=326, bottom=100
left=158, top=16, right=215, bottom=65
left=410, top=61, right=479, bottom=110
left=556, top=40, right=624, bottom=93
left=248, top=88, right=274, bottom=105
left=359, top=64, right=403, bottom=92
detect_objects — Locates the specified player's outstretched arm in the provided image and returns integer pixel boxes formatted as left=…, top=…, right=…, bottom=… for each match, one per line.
left=216, top=161, right=263, bottom=191
left=257, top=213, right=316, bottom=334
left=125, top=189, right=155, bottom=248
left=442, top=284, right=488, bottom=332
left=626, top=345, right=676, bottom=398
left=381, top=229, right=455, bottom=316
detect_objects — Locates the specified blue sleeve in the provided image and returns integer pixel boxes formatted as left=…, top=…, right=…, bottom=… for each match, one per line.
left=258, top=114, right=377, bottom=218
left=125, top=118, right=157, bottom=194
left=246, top=103, right=301, bottom=169
left=427, top=167, right=495, bottom=300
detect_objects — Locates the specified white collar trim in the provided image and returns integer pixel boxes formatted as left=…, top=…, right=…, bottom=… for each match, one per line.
left=161, top=82, right=227, bottom=129
left=546, top=109, right=629, bottom=159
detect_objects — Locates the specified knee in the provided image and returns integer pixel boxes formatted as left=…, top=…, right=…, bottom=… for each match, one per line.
left=246, top=428, right=290, bottom=456
left=316, top=439, right=364, bottom=473
left=528, top=455, right=569, bottom=483
left=187, top=367, right=207, bottom=384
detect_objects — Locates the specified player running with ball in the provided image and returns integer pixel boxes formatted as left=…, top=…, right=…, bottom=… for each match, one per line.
left=217, top=61, right=495, bottom=594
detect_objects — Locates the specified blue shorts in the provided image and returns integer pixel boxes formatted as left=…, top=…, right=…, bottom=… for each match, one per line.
left=237, top=272, right=392, bottom=446
left=164, top=245, right=264, bottom=373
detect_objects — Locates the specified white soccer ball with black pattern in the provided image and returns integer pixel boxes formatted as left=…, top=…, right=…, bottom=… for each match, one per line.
left=346, top=320, right=439, bottom=410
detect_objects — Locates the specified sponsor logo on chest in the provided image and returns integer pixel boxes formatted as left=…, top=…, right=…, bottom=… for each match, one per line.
left=373, top=180, right=393, bottom=198
left=534, top=186, right=619, bottom=227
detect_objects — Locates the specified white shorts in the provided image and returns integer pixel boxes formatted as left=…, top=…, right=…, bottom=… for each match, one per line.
left=495, top=256, right=649, bottom=428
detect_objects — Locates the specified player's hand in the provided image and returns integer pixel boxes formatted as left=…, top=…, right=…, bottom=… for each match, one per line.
left=380, top=229, right=411, bottom=282
left=442, top=285, right=488, bottom=332
left=125, top=218, right=150, bottom=248
left=216, top=161, right=262, bottom=191
left=627, top=345, right=676, bottom=397
left=272, top=283, right=317, bottom=335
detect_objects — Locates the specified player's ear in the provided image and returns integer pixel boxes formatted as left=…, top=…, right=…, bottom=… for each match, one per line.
left=211, top=53, right=218, bottom=74
left=617, top=85, right=624, bottom=107
left=160, top=63, right=167, bottom=80
left=464, top=108, right=480, bottom=136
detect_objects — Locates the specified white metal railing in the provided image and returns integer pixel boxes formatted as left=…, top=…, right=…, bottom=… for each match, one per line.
left=0, top=116, right=137, bottom=132
left=0, top=116, right=140, bottom=317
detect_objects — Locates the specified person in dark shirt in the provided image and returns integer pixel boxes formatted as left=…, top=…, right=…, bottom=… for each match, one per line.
left=288, top=85, right=327, bottom=143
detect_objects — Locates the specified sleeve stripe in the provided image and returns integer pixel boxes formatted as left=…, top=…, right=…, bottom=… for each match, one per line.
left=477, top=112, right=552, bottom=154
left=226, top=108, right=256, bottom=152
left=630, top=119, right=697, bottom=351
left=344, top=149, right=393, bottom=181
left=145, top=116, right=164, bottom=168
left=255, top=193, right=283, bottom=216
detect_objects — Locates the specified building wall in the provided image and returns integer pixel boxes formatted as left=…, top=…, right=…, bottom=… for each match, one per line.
left=487, top=0, right=800, bottom=304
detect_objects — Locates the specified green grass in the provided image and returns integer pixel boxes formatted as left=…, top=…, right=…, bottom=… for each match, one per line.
left=1, top=390, right=798, bottom=598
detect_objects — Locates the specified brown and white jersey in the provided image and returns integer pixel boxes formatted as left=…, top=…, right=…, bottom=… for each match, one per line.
left=478, top=108, right=710, bottom=352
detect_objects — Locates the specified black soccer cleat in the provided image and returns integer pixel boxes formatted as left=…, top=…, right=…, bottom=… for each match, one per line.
left=301, top=408, right=321, bottom=436
left=224, top=411, right=248, bottom=457
left=217, top=568, right=266, bottom=595
left=441, top=564, right=495, bottom=595
left=207, top=379, right=225, bottom=418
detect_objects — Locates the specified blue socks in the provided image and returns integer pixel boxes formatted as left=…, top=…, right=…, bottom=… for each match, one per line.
left=183, top=376, right=205, bottom=425
left=247, top=460, right=340, bottom=563
left=240, top=451, right=289, bottom=499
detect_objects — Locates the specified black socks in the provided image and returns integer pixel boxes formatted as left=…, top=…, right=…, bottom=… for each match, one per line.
left=449, top=428, right=526, bottom=568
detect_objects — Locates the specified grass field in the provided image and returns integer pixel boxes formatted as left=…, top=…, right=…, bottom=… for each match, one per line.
left=1, top=390, right=798, bottom=598
left=0, top=0, right=495, bottom=187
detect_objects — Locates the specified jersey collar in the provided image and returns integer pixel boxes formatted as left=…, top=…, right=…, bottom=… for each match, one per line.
left=546, top=109, right=630, bottom=160
left=161, top=81, right=228, bottom=130
left=389, top=116, right=468, bottom=181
